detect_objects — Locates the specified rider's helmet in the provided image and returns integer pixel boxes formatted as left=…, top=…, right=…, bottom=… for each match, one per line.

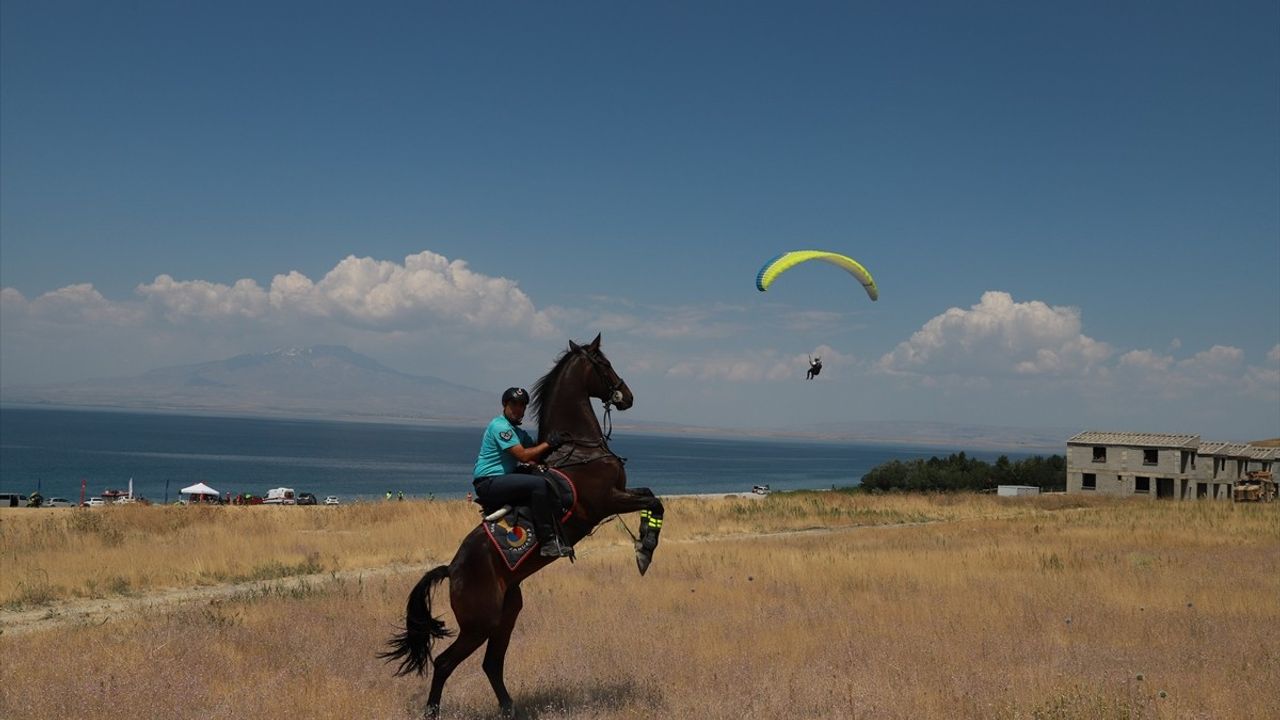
left=501, top=387, right=529, bottom=405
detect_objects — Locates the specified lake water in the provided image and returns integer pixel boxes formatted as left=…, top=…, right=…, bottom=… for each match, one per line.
left=0, top=407, right=1029, bottom=502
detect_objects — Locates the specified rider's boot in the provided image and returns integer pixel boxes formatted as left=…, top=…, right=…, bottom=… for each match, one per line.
left=531, top=487, right=572, bottom=558
left=537, top=525, right=573, bottom=558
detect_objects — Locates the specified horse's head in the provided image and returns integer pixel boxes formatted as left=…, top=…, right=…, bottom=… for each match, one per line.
left=569, top=333, right=633, bottom=411
left=532, top=333, right=633, bottom=435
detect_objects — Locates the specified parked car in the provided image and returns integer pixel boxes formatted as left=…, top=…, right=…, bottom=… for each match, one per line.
left=45, top=497, right=72, bottom=507
left=323, top=496, right=340, bottom=506
left=0, top=493, right=25, bottom=507
left=84, top=498, right=105, bottom=507
left=296, top=492, right=318, bottom=506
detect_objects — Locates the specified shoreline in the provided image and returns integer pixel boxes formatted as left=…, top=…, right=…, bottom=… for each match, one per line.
left=0, top=489, right=789, bottom=512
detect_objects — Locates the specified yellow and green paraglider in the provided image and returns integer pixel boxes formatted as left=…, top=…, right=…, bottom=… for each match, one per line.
left=755, top=250, right=878, bottom=301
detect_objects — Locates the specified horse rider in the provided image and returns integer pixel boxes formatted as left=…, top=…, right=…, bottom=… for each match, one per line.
left=807, top=356, right=823, bottom=380
left=473, top=387, right=570, bottom=557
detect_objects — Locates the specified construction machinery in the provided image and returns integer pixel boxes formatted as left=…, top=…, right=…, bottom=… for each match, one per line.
left=1234, top=471, right=1276, bottom=502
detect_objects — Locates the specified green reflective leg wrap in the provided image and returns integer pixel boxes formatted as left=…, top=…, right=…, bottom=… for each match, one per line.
left=635, top=508, right=663, bottom=576
left=638, top=510, right=662, bottom=552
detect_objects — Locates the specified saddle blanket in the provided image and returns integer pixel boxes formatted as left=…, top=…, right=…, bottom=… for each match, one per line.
left=481, top=468, right=576, bottom=571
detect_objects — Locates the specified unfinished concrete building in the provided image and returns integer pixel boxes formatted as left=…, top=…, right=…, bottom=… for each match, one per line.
left=1066, top=431, right=1277, bottom=500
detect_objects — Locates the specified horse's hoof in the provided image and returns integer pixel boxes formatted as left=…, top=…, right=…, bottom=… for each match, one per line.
left=636, top=549, right=653, bottom=576
left=423, top=704, right=440, bottom=720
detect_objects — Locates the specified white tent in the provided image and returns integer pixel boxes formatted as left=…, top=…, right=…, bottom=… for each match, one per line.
left=180, top=482, right=220, bottom=497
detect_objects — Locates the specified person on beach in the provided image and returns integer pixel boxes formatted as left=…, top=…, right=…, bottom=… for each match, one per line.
left=473, top=387, right=570, bottom=558
left=806, top=355, right=822, bottom=380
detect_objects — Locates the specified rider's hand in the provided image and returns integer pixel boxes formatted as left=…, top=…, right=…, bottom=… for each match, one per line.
left=545, top=431, right=565, bottom=450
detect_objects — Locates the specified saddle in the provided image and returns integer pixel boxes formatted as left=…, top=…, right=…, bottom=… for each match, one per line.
left=477, top=467, right=577, bottom=570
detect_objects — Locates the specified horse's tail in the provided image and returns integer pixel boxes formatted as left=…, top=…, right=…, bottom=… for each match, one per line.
left=379, top=564, right=454, bottom=676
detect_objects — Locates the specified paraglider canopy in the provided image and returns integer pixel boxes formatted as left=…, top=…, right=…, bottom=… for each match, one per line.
left=756, top=250, right=878, bottom=301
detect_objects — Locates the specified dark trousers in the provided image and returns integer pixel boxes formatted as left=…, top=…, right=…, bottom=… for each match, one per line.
left=474, top=473, right=556, bottom=539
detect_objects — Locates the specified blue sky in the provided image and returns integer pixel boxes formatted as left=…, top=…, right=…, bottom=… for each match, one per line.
left=2, top=1, right=1278, bottom=440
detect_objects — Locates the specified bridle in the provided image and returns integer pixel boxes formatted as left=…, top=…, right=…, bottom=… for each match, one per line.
left=580, top=348, right=625, bottom=440
left=581, top=348, right=624, bottom=406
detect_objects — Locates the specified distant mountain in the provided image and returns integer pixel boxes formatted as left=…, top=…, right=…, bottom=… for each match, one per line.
left=0, top=345, right=494, bottom=423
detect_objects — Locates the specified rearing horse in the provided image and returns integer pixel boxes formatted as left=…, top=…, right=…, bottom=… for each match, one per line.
left=381, top=334, right=665, bottom=718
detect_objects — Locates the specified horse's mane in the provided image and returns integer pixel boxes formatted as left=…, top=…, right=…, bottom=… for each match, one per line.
left=530, top=347, right=577, bottom=433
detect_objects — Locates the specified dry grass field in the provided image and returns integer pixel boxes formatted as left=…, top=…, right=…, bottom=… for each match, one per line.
left=1, top=493, right=1276, bottom=719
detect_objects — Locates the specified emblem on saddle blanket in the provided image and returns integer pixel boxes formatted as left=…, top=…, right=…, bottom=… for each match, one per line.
left=482, top=514, right=540, bottom=570
left=480, top=468, right=577, bottom=571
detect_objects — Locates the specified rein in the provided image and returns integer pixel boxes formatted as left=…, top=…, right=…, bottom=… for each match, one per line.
left=599, top=399, right=615, bottom=441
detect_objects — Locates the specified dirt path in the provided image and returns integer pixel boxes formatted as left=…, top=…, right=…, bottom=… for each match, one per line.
left=0, top=562, right=430, bottom=638
left=0, top=513, right=1024, bottom=637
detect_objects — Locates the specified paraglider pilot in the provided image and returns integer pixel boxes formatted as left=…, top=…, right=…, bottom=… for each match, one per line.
left=807, top=355, right=823, bottom=380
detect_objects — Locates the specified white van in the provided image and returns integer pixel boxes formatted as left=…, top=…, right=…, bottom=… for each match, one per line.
left=263, top=488, right=297, bottom=505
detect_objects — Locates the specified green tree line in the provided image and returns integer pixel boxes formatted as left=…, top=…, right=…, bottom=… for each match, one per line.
left=859, top=452, right=1066, bottom=492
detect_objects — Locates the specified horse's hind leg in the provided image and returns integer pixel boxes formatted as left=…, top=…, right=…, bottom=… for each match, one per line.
left=424, top=627, right=490, bottom=718
left=424, top=558, right=504, bottom=718
left=481, top=586, right=524, bottom=718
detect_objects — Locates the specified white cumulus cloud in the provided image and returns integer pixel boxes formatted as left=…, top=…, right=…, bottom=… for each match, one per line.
left=878, top=291, right=1111, bottom=377
left=137, top=275, right=270, bottom=321
left=1119, top=349, right=1174, bottom=371
left=1244, top=364, right=1280, bottom=398
left=6, top=250, right=556, bottom=337
left=1177, top=345, right=1244, bottom=374
left=1114, top=342, right=1279, bottom=406
left=270, top=252, right=556, bottom=335
left=0, top=287, right=27, bottom=305
left=5, top=284, right=146, bottom=325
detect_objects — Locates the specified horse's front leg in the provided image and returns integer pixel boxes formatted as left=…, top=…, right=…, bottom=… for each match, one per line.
left=606, top=487, right=664, bottom=575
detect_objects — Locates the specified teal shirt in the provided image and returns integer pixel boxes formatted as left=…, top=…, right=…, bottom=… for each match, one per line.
left=473, top=415, right=534, bottom=478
